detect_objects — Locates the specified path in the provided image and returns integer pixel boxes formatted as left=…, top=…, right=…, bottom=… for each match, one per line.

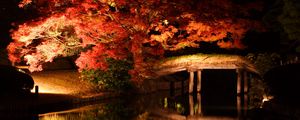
left=30, top=70, right=96, bottom=96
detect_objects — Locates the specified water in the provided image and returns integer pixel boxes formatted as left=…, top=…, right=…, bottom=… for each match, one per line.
left=38, top=91, right=246, bottom=120
left=39, top=69, right=248, bottom=120
left=3, top=89, right=299, bottom=120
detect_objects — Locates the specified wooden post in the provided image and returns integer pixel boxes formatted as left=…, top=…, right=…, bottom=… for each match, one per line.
left=189, top=71, right=194, bottom=94
left=35, top=85, right=39, bottom=98
left=196, top=70, right=202, bottom=93
left=244, top=94, right=248, bottom=116
left=236, top=69, right=242, bottom=94
left=244, top=71, right=248, bottom=93
left=189, top=95, right=194, bottom=116
left=237, top=95, right=241, bottom=118
left=197, top=93, right=202, bottom=115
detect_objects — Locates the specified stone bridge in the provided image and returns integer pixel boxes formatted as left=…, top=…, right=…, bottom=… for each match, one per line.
left=152, top=54, right=259, bottom=94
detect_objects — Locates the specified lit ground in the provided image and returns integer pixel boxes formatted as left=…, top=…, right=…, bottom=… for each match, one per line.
left=30, top=70, right=97, bottom=96
left=0, top=70, right=118, bottom=116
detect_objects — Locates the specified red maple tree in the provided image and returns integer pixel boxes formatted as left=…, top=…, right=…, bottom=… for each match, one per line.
left=7, top=0, right=263, bottom=82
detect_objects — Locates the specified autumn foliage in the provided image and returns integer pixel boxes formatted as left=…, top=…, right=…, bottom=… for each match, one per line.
left=7, top=0, right=263, bottom=83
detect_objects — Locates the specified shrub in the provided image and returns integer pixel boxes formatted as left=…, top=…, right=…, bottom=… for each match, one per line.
left=246, top=53, right=281, bottom=75
left=80, top=58, right=133, bottom=91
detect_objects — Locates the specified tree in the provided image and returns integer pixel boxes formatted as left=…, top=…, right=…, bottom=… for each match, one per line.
left=262, top=0, right=300, bottom=53
left=7, top=0, right=263, bottom=83
left=278, top=0, right=300, bottom=52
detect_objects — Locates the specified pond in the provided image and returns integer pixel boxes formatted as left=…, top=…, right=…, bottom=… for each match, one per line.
left=2, top=87, right=299, bottom=120
left=37, top=90, right=248, bottom=120
left=4, top=68, right=300, bottom=120
left=0, top=69, right=258, bottom=120
left=38, top=69, right=250, bottom=120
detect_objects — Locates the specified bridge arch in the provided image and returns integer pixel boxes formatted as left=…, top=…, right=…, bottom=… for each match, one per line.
left=153, top=54, right=259, bottom=94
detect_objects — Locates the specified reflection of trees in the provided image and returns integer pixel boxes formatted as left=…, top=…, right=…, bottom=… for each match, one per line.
left=39, top=89, right=268, bottom=119
left=40, top=93, right=167, bottom=120
left=40, top=101, right=138, bottom=120
left=162, top=97, right=186, bottom=115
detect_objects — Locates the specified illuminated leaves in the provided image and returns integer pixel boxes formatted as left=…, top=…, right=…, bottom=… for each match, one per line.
left=9, top=0, right=263, bottom=82
left=18, top=0, right=32, bottom=8
left=7, top=42, right=25, bottom=63
left=36, top=41, right=64, bottom=62
left=24, top=54, right=44, bottom=72
left=11, top=15, right=79, bottom=46
left=76, top=44, right=109, bottom=71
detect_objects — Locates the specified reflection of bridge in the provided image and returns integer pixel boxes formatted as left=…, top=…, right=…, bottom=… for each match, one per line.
left=153, top=54, right=260, bottom=118
left=188, top=93, right=247, bottom=119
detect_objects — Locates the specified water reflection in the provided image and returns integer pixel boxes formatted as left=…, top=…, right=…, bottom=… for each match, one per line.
left=188, top=94, right=202, bottom=116
left=39, top=102, right=137, bottom=120
left=0, top=82, right=264, bottom=120
left=37, top=90, right=250, bottom=120
left=0, top=94, right=35, bottom=120
left=2, top=89, right=298, bottom=120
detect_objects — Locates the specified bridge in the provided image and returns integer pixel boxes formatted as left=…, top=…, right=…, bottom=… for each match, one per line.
left=153, top=54, right=259, bottom=94
left=152, top=54, right=260, bottom=117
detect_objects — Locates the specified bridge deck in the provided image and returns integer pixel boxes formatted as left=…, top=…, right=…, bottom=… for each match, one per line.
left=153, top=54, right=257, bottom=76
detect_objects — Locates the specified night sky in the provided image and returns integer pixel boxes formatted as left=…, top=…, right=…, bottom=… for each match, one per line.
left=0, top=0, right=37, bottom=48
left=0, top=0, right=18, bottom=48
